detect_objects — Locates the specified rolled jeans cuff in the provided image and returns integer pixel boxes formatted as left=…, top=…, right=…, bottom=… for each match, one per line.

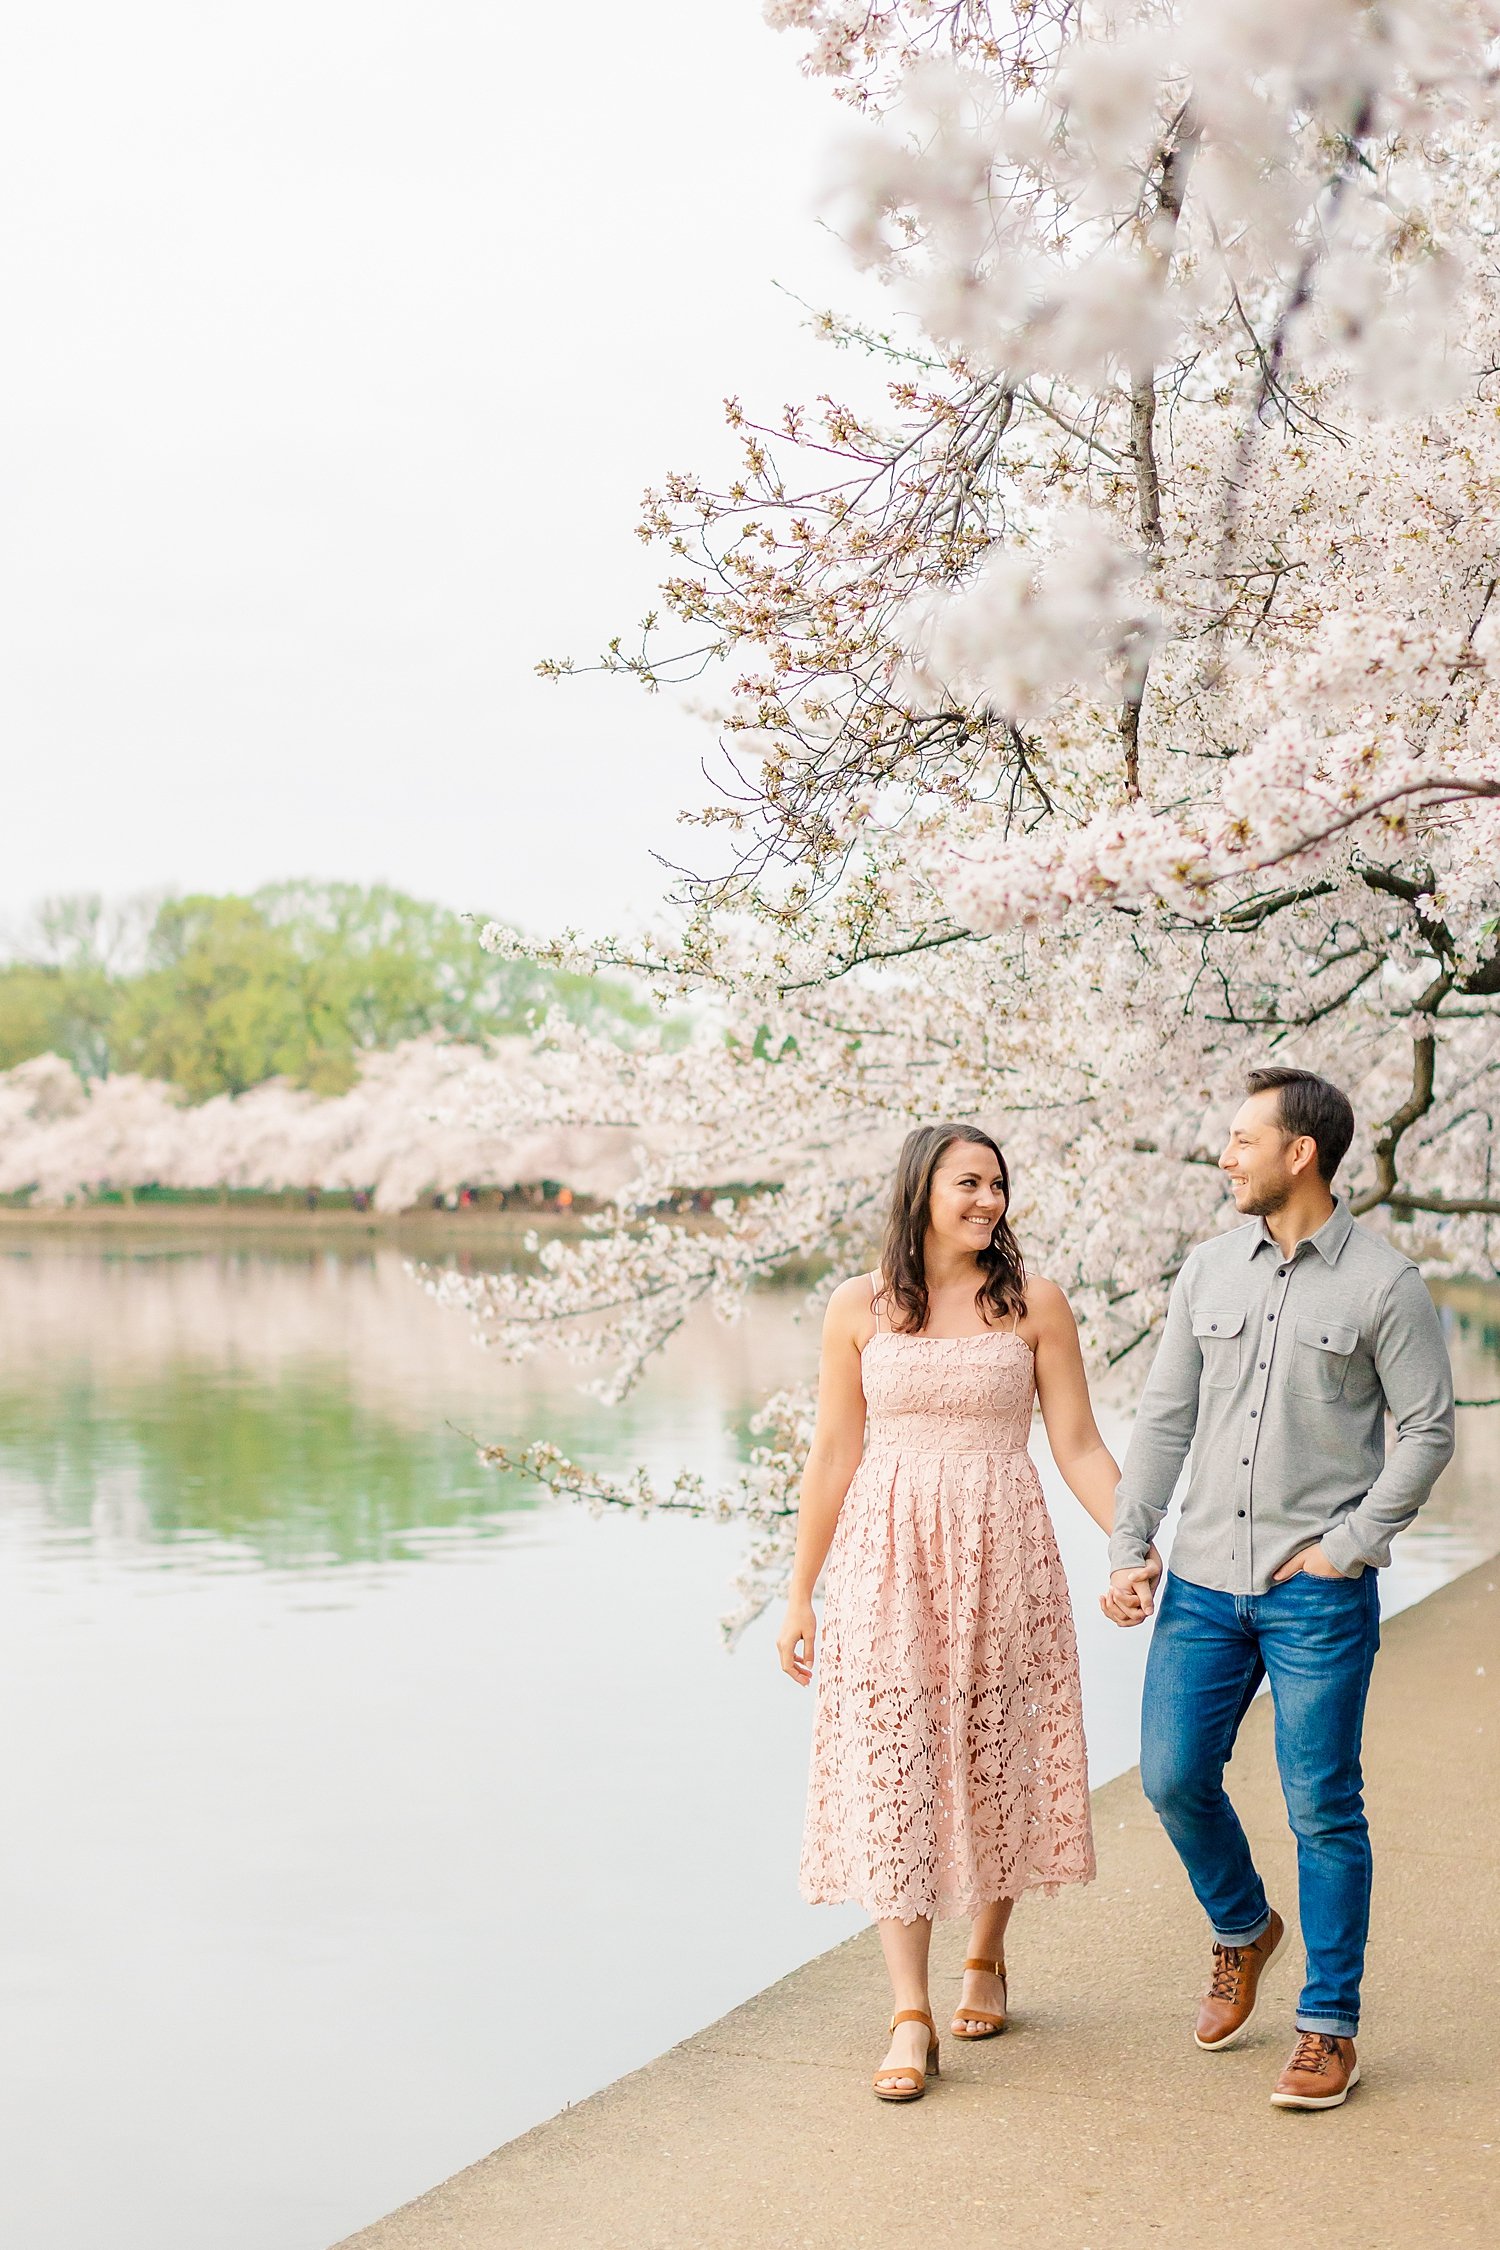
left=1295, top=2012, right=1359, bottom=2038
left=1212, top=1914, right=1271, bottom=1947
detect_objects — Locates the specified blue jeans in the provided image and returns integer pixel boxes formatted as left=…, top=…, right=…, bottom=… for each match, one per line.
left=1140, top=1567, right=1381, bottom=2038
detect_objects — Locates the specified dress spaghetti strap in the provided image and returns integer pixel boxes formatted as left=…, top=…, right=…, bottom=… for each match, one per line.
left=869, top=1271, right=885, bottom=1333
left=1008, top=1303, right=1021, bottom=1336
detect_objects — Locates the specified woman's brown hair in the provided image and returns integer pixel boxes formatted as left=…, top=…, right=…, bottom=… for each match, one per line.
left=876, top=1122, right=1027, bottom=1335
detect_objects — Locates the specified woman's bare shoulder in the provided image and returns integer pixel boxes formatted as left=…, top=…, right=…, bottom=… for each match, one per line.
left=826, top=1270, right=878, bottom=1314
left=1023, top=1274, right=1077, bottom=1328
left=824, top=1270, right=879, bottom=1338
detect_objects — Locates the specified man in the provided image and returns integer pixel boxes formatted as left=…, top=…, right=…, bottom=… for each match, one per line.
left=1105, top=1067, right=1455, bottom=2109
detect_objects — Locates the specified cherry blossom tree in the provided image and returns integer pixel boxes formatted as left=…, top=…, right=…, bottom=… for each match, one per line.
left=456, top=1, right=1500, bottom=1627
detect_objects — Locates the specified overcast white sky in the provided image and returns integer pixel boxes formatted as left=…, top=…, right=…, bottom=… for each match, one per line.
left=0, top=4, right=872, bottom=940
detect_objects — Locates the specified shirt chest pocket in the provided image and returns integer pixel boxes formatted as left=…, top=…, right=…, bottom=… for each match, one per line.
left=1289, top=1316, right=1360, bottom=1401
left=1193, top=1308, right=1245, bottom=1389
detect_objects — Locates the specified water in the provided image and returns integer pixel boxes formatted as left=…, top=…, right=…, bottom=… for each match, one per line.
left=0, top=1230, right=1496, bottom=2250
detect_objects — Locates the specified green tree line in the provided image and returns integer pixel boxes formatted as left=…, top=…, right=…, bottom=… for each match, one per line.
left=0, top=883, right=660, bottom=1101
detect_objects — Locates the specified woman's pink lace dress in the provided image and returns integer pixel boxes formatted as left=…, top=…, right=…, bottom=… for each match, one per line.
left=799, top=1305, right=1095, bottom=1923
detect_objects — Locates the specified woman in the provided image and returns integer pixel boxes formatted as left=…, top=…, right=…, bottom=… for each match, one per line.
left=777, top=1122, right=1131, bottom=2102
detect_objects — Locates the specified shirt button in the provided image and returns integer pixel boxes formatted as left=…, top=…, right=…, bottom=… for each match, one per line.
left=1241, top=1457, right=1249, bottom=1466
left=1267, top=1313, right=1275, bottom=1322
left=1237, top=1508, right=1246, bottom=1518
left=1277, top=1266, right=1288, bottom=1277
left=1210, top=1322, right=1218, bottom=1331
left=1321, top=1335, right=1329, bottom=1344
left=1250, top=1409, right=1257, bottom=1417
left=1259, top=1360, right=1267, bottom=1368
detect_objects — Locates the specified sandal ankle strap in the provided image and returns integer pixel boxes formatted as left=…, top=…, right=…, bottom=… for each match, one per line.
left=964, top=1957, right=1006, bottom=1977
left=890, top=2008, right=936, bottom=2035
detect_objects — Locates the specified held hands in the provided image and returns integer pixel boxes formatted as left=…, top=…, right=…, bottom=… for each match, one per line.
left=1099, top=1543, right=1162, bottom=1628
left=777, top=1596, right=818, bottom=1685
left=1272, top=1542, right=1347, bottom=1582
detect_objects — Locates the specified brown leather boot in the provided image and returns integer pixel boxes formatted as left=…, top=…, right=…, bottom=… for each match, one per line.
left=1193, top=1909, right=1285, bottom=2050
left=1271, top=2031, right=1359, bottom=2109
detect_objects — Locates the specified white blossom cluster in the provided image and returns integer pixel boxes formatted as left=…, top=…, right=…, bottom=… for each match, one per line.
left=822, top=2, right=1494, bottom=386
left=900, top=512, right=1158, bottom=724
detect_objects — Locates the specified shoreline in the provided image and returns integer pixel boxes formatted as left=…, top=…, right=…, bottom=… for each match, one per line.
left=0, top=1202, right=561, bottom=1243
left=0, top=1204, right=840, bottom=1283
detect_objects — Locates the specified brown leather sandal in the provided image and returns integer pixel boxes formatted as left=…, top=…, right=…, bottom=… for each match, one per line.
left=872, top=2008, right=940, bottom=2102
left=950, top=1956, right=1008, bottom=2040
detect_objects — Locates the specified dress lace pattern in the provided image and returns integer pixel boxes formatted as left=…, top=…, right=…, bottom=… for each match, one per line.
left=798, top=1327, right=1096, bottom=1923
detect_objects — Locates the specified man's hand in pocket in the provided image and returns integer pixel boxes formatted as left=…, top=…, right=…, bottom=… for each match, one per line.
left=1273, top=1543, right=1346, bottom=1582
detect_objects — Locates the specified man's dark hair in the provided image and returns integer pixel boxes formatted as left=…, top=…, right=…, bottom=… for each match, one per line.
left=1245, top=1066, right=1355, bottom=1184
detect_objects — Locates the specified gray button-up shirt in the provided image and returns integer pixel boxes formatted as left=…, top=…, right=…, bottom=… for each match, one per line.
left=1109, top=1198, right=1456, bottom=1592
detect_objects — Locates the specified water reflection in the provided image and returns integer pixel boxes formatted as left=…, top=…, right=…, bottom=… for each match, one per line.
left=0, top=1237, right=803, bottom=1578
left=1, top=1362, right=512, bottom=1567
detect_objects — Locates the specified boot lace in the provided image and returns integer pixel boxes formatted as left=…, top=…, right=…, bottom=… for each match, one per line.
left=1207, top=1945, right=1246, bottom=2003
left=1288, top=2032, right=1341, bottom=2077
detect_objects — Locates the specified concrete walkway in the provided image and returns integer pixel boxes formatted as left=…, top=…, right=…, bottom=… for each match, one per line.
left=338, top=1563, right=1500, bottom=2250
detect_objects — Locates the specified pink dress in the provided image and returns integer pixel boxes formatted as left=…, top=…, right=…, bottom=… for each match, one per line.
left=798, top=1292, right=1095, bottom=1923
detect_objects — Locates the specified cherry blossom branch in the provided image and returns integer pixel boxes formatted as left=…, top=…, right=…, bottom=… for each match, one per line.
left=773, top=919, right=975, bottom=990
left=1348, top=970, right=1451, bottom=1217
left=1386, top=1194, right=1500, bottom=1217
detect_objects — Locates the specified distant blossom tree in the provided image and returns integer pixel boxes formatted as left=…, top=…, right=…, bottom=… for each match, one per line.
left=0, top=1036, right=658, bottom=1213
left=444, top=0, right=1500, bottom=1633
